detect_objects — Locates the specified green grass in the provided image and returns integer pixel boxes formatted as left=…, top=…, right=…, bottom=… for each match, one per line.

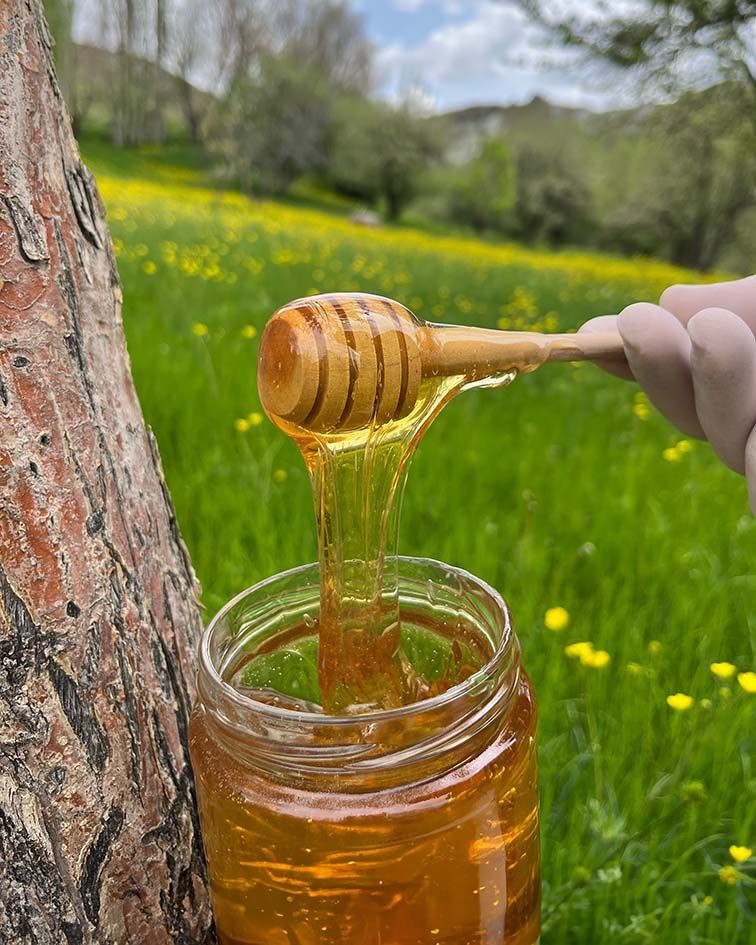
left=84, top=141, right=755, bottom=944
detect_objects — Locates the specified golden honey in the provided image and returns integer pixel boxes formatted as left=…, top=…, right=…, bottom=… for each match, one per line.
left=261, top=294, right=516, bottom=713
left=189, top=294, right=540, bottom=942
left=190, top=560, right=540, bottom=945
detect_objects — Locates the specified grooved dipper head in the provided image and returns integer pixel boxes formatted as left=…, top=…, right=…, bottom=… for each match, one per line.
left=257, top=293, right=422, bottom=433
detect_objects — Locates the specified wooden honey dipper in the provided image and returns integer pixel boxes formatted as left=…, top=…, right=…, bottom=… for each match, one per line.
left=257, top=292, right=626, bottom=433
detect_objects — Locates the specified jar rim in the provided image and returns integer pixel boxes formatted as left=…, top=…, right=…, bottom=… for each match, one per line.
left=199, top=555, right=516, bottom=728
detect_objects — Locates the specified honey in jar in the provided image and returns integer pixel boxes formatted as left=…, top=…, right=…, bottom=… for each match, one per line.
left=190, top=559, right=540, bottom=945
left=189, top=294, right=540, bottom=943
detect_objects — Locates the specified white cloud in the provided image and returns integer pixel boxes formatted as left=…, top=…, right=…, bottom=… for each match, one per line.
left=391, top=0, right=429, bottom=10
left=379, top=3, right=526, bottom=83
left=376, top=0, right=622, bottom=111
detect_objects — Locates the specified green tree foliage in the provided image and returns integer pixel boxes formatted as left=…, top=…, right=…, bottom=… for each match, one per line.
left=519, top=0, right=756, bottom=98
left=270, top=0, right=372, bottom=95
left=329, top=98, right=442, bottom=221
left=445, top=137, right=516, bottom=234
left=605, top=85, right=756, bottom=270
left=214, top=55, right=333, bottom=194
left=518, top=0, right=756, bottom=266
left=513, top=146, right=592, bottom=246
left=212, top=0, right=373, bottom=194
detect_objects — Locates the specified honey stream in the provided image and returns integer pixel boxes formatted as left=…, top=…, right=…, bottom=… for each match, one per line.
left=266, top=300, right=519, bottom=714
left=189, top=294, right=542, bottom=945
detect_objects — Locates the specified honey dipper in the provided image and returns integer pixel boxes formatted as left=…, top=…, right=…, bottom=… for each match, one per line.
left=257, top=292, right=626, bottom=433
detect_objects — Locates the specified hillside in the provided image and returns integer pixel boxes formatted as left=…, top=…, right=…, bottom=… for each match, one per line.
left=65, top=42, right=213, bottom=139
left=441, top=96, right=594, bottom=163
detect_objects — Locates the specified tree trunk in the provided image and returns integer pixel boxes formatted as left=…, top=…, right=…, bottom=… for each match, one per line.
left=178, top=80, right=202, bottom=145
left=150, top=0, right=167, bottom=145
left=0, top=2, right=214, bottom=943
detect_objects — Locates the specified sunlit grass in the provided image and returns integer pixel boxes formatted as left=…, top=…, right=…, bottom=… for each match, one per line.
left=86, top=145, right=755, bottom=944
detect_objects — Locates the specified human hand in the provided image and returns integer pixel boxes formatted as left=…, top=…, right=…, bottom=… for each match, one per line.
left=580, top=275, right=756, bottom=512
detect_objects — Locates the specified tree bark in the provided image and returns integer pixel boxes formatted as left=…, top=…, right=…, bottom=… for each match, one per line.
left=0, top=2, right=214, bottom=942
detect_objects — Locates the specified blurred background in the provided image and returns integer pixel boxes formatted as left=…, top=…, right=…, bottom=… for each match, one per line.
left=47, top=0, right=756, bottom=273
left=42, top=2, right=756, bottom=942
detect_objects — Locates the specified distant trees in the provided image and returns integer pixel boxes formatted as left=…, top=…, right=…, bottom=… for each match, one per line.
left=445, top=138, right=516, bottom=233
left=518, top=0, right=756, bottom=96
left=270, top=0, right=372, bottom=95
left=214, top=55, right=333, bottom=194
left=211, top=0, right=376, bottom=196
left=607, top=85, right=756, bottom=270
left=513, top=148, right=592, bottom=246
left=41, top=0, right=756, bottom=266
left=516, top=0, right=756, bottom=266
left=207, top=0, right=443, bottom=210
left=171, top=0, right=210, bottom=143
left=329, top=98, right=442, bottom=219
left=428, top=135, right=594, bottom=247
left=110, top=0, right=155, bottom=146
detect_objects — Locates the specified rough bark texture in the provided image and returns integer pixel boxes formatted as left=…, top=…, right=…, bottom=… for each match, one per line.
left=0, top=2, right=214, bottom=942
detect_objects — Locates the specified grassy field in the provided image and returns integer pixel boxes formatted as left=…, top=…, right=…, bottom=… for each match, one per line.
left=84, top=142, right=755, bottom=944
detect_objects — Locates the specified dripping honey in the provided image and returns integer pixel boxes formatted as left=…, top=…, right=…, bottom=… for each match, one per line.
left=258, top=293, right=520, bottom=714
left=189, top=294, right=541, bottom=944
left=190, top=563, right=540, bottom=945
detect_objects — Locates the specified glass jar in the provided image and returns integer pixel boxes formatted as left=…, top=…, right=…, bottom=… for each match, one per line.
left=189, top=557, right=540, bottom=945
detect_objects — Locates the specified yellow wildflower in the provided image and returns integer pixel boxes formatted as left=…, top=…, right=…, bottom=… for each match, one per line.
left=700, top=698, right=712, bottom=709
left=737, top=671, right=756, bottom=693
left=234, top=418, right=251, bottom=433
left=192, top=322, right=209, bottom=336
left=633, top=402, right=650, bottom=420
left=142, top=260, right=157, bottom=275
left=720, top=686, right=731, bottom=699
left=703, top=896, right=713, bottom=907
left=241, top=324, right=258, bottom=339
left=581, top=648, right=610, bottom=669
left=676, top=439, right=693, bottom=453
left=565, top=641, right=593, bottom=660
left=663, top=447, right=681, bottom=462
left=666, top=692, right=694, bottom=711
left=718, top=865, right=740, bottom=885
left=729, top=846, right=752, bottom=863
left=247, top=412, right=264, bottom=426
left=648, top=640, right=662, bottom=656
left=710, top=662, right=736, bottom=679
left=273, top=469, right=288, bottom=483
left=544, top=607, right=570, bottom=631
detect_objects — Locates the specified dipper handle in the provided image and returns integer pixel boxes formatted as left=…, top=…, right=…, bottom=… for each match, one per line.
left=419, top=325, right=626, bottom=378
left=257, top=293, right=628, bottom=433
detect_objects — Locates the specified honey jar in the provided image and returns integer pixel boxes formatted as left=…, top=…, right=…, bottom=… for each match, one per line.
left=190, top=557, right=540, bottom=945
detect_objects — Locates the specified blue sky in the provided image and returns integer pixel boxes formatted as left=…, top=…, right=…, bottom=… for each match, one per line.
left=351, top=0, right=625, bottom=113
left=73, top=0, right=629, bottom=113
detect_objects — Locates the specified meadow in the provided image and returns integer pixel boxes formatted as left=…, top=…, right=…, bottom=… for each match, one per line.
left=85, top=142, right=755, bottom=944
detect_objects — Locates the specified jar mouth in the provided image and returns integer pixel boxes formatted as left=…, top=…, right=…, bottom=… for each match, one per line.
left=200, top=556, right=516, bottom=727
